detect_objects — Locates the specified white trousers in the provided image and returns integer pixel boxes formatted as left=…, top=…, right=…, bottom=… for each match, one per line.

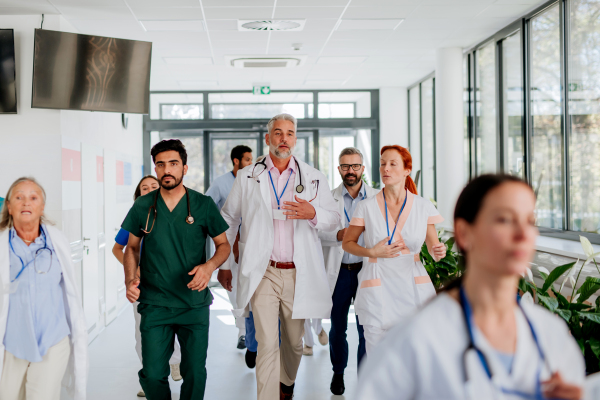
left=133, top=301, right=181, bottom=364
left=303, top=319, right=323, bottom=347
left=363, top=324, right=389, bottom=354
left=223, top=283, right=247, bottom=337
left=0, top=336, right=70, bottom=400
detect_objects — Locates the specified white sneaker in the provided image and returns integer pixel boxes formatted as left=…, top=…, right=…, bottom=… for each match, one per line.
left=171, top=363, right=182, bottom=381
left=137, top=389, right=145, bottom=397
left=318, top=328, right=329, bottom=346
left=303, top=345, right=313, bottom=356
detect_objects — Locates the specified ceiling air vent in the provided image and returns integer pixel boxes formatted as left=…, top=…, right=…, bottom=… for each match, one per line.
left=238, top=20, right=305, bottom=31
left=226, top=55, right=308, bottom=68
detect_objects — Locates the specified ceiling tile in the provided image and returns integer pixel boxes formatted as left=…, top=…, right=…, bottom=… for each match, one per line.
left=391, top=28, right=456, bottom=40
left=57, top=6, right=134, bottom=20
left=205, top=19, right=238, bottom=30
left=203, top=7, right=272, bottom=19
left=133, top=7, right=204, bottom=20
left=410, top=4, right=490, bottom=18
left=202, top=0, right=274, bottom=5
left=331, top=30, right=394, bottom=41
left=493, top=0, right=542, bottom=3
left=343, top=5, right=418, bottom=19
left=0, top=5, right=58, bottom=14
left=302, top=18, right=339, bottom=31
left=51, top=0, right=123, bottom=6
left=126, top=0, right=199, bottom=6
left=277, top=0, right=348, bottom=5
left=476, top=4, right=536, bottom=18
left=274, top=6, right=344, bottom=19
left=210, top=30, right=270, bottom=41
left=68, top=19, right=143, bottom=32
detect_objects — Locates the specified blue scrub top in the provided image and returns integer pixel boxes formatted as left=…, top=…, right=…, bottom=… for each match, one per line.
left=205, top=171, right=235, bottom=210
left=0, top=197, right=4, bottom=210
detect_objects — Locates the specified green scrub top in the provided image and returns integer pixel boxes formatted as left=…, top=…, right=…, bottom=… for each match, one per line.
left=122, top=187, right=229, bottom=309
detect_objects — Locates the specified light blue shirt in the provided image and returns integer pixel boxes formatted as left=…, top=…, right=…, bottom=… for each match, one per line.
left=341, top=183, right=367, bottom=264
left=4, top=225, right=70, bottom=362
left=206, top=171, right=236, bottom=210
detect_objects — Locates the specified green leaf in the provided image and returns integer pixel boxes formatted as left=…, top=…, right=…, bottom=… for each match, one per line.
left=542, top=262, right=577, bottom=293
left=589, top=338, right=600, bottom=360
left=539, top=272, right=549, bottom=281
left=555, top=309, right=572, bottom=323
left=537, top=294, right=559, bottom=312
left=578, top=312, right=600, bottom=324
left=551, top=288, right=570, bottom=308
left=576, top=277, right=600, bottom=304
left=577, top=339, right=585, bottom=354
left=445, top=237, right=455, bottom=249
left=568, top=303, right=593, bottom=311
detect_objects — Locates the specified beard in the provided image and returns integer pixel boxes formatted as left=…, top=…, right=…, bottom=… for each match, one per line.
left=343, top=173, right=361, bottom=187
left=160, top=173, right=183, bottom=190
left=270, top=142, right=295, bottom=159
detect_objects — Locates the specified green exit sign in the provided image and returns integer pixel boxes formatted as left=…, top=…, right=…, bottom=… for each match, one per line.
left=253, top=86, right=271, bottom=95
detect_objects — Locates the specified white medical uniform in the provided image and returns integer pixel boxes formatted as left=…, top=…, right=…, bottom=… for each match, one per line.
left=349, top=190, right=443, bottom=352
left=303, top=318, right=323, bottom=347
left=355, top=293, right=586, bottom=400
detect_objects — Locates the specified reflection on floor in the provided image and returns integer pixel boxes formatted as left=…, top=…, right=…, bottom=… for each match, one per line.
left=87, top=288, right=360, bottom=400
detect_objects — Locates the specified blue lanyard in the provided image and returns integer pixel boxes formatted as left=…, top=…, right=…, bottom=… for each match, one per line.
left=9, top=228, right=48, bottom=283
left=459, top=286, right=546, bottom=400
left=268, top=170, right=293, bottom=209
left=343, top=208, right=351, bottom=224
left=383, top=188, right=407, bottom=245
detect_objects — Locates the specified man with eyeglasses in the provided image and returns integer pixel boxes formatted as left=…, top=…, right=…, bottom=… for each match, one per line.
left=318, top=147, right=379, bottom=395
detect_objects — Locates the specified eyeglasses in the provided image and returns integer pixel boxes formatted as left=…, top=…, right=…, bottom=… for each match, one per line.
left=339, top=164, right=363, bottom=171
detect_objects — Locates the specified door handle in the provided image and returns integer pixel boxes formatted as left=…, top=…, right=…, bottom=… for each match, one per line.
left=83, top=237, right=91, bottom=241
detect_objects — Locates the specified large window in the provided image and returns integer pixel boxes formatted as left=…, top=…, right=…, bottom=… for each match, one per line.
left=476, top=42, right=498, bottom=174
left=462, top=0, right=600, bottom=242
left=568, top=0, right=600, bottom=234
left=408, top=76, right=436, bottom=201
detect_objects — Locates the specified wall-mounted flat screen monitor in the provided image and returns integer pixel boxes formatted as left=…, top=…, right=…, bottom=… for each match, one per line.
left=32, top=29, right=152, bottom=114
left=0, top=29, right=17, bottom=114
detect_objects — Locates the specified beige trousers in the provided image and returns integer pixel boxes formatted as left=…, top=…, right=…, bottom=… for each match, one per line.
left=0, top=336, right=71, bottom=400
left=251, top=265, right=305, bottom=400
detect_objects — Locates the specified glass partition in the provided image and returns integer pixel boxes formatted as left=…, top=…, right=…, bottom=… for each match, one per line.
left=409, top=86, right=422, bottom=192
left=502, top=32, right=524, bottom=177
left=210, top=134, right=259, bottom=183
left=531, top=4, right=563, bottom=229
left=209, top=92, right=312, bottom=119
left=318, top=129, right=372, bottom=189
left=150, top=93, right=204, bottom=120
left=475, top=41, right=498, bottom=174
left=568, top=0, right=600, bottom=233
left=421, top=78, right=436, bottom=200
left=318, top=92, right=371, bottom=118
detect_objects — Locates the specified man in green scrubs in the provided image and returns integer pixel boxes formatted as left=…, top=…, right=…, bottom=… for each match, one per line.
left=122, top=139, right=230, bottom=400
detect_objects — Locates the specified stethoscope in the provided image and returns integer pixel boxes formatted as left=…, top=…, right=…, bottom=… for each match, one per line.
left=250, top=156, right=305, bottom=194
left=8, top=228, right=54, bottom=293
left=459, top=286, right=551, bottom=400
left=142, top=186, right=194, bottom=235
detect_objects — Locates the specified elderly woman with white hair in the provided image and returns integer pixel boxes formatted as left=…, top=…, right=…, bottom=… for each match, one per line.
left=0, top=177, right=87, bottom=400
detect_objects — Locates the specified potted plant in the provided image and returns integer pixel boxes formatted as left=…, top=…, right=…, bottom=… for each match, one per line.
left=421, top=230, right=464, bottom=291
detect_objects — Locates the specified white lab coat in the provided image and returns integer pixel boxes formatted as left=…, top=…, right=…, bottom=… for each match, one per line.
left=351, top=191, right=441, bottom=330
left=0, top=225, right=87, bottom=400
left=355, top=293, right=586, bottom=400
left=318, top=182, right=379, bottom=294
left=220, top=156, right=341, bottom=319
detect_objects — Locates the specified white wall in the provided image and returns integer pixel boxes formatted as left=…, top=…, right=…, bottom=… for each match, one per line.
left=379, top=87, right=408, bottom=148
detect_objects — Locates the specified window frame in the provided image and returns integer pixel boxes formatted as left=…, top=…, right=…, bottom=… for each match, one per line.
left=458, top=0, right=600, bottom=244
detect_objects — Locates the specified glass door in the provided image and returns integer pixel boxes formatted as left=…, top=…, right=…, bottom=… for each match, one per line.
left=209, top=132, right=260, bottom=184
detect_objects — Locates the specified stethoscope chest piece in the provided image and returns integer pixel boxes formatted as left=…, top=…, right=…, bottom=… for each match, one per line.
left=186, top=216, right=194, bottom=224
left=295, top=184, right=304, bottom=193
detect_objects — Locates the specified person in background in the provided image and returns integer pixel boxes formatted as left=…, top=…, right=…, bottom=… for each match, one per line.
left=342, top=145, right=445, bottom=352
left=317, top=147, right=379, bottom=395
left=219, top=113, right=340, bottom=400
left=123, top=139, right=230, bottom=400
left=355, top=174, right=585, bottom=400
left=0, top=197, right=4, bottom=210
left=208, top=145, right=253, bottom=350
left=112, top=174, right=182, bottom=398
left=0, top=177, right=87, bottom=400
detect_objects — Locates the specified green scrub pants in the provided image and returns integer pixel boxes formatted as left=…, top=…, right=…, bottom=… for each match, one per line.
left=137, top=303, right=210, bottom=400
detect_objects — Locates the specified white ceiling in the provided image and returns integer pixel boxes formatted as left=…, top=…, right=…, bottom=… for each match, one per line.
left=1, top=0, right=546, bottom=91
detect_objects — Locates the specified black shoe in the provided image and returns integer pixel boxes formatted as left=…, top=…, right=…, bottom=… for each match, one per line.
left=245, top=349, right=257, bottom=369
left=237, top=335, right=247, bottom=349
left=330, top=373, right=345, bottom=395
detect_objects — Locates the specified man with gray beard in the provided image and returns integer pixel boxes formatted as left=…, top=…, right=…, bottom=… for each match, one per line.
left=218, top=114, right=340, bottom=400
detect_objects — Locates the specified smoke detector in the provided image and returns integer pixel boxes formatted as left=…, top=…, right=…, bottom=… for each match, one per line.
left=238, top=20, right=305, bottom=31
left=225, top=55, right=308, bottom=68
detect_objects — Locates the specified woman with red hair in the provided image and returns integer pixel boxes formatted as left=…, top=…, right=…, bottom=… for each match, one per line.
left=342, top=145, right=446, bottom=352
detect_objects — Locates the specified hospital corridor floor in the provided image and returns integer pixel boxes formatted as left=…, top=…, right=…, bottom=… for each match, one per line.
left=87, top=288, right=360, bottom=400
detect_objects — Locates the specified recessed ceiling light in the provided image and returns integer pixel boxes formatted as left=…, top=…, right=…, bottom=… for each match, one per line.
left=337, top=19, right=404, bottom=31
left=238, top=20, right=306, bottom=31
left=141, top=20, right=205, bottom=32
left=317, top=56, right=367, bottom=65
left=164, top=57, right=213, bottom=66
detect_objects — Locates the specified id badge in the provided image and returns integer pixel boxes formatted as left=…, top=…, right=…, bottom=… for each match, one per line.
left=273, top=208, right=286, bottom=220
